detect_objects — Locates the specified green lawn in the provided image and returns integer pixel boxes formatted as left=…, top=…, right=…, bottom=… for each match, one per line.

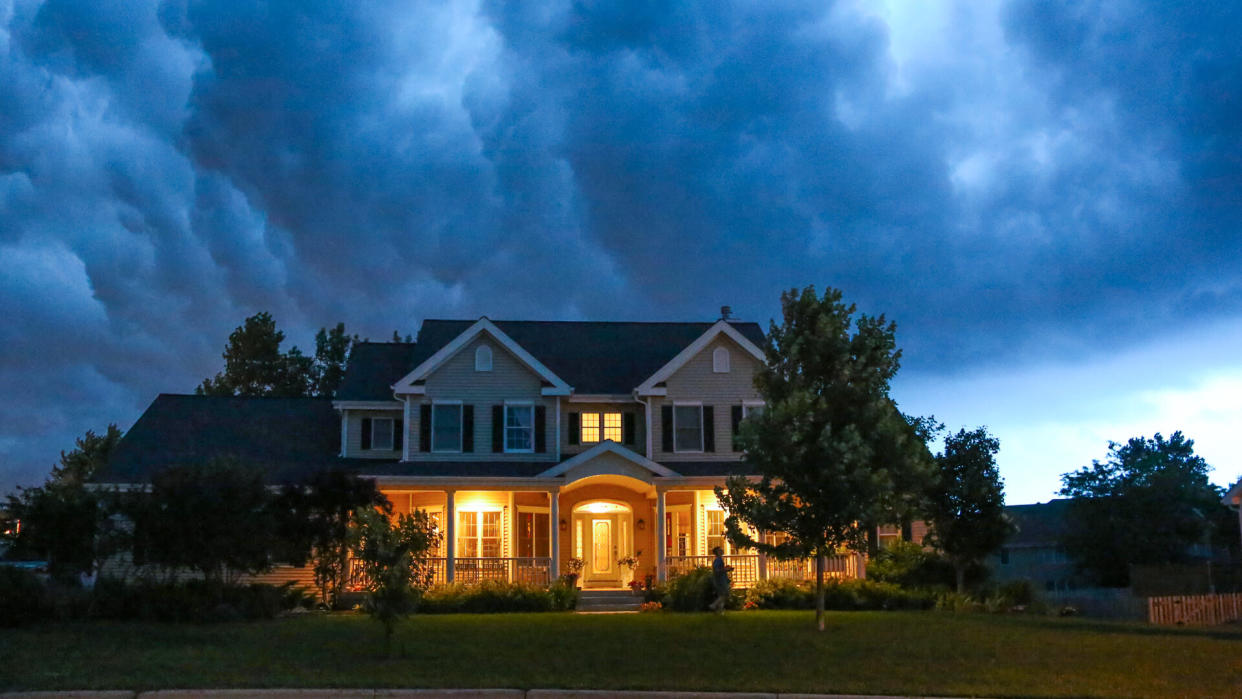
left=2, top=611, right=1241, bottom=697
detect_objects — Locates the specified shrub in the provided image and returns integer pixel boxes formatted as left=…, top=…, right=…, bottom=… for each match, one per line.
left=744, top=578, right=813, bottom=609
left=89, top=579, right=305, bottom=622
left=738, top=578, right=935, bottom=612
left=639, top=601, right=663, bottom=612
left=420, top=580, right=577, bottom=614
left=662, top=567, right=716, bottom=611
left=0, top=566, right=50, bottom=627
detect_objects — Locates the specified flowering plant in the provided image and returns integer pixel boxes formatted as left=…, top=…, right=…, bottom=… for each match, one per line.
left=639, top=601, right=663, bottom=613
left=564, top=557, right=585, bottom=575
left=617, top=550, right=642, bottom=571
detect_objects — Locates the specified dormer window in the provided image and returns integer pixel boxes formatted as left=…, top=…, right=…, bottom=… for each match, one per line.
left=475, top=344, right=493, bottom=372
left=713, top=346, right=730, bottom=373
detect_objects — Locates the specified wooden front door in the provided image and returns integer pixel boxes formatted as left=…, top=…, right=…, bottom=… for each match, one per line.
left=580, top=513, right=622, bottom=587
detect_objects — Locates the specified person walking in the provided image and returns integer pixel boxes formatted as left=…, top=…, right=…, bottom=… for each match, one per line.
left=708, top=546, right=732, bottom=613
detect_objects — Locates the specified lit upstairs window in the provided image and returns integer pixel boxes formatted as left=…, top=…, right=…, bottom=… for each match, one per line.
left=602, top=412, right=622, bottom=442
left=581, top=412, right=600, bottom=443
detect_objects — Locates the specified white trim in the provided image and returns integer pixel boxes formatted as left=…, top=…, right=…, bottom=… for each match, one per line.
left=536, top=441, right=681, bottom=478
left=635, top=320, right=765, bottom=395
left=339, top=409, right=348, bottom=458
left=503, top=401, right=535, bottom=454
left=392, top=317, right=572, bottom=395
left=430, top=400, right=464, bottom=453
left=333, top=400, right=403, bottom=410
left=568, top=394, right=636, bottom=404
left=672, top=402, right=704, bottom=453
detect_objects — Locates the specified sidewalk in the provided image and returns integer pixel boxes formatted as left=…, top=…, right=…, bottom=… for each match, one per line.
left=1, top=690, right=969, bottom=699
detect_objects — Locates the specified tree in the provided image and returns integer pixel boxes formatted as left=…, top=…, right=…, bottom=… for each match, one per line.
left=198, top=312, right=356, bottom=398
left=2, top=425, right=125, bottom=581
left=923, top=426, right=1014, bottom=593
left=273, top=469, right=390, bottom=608
left=1059, top=431, right=1222, bottom=587
left=313, top=323, right=355, bottom=398
left=349, top=507, right=439, bottom=655
left=125, top=458, right=278, bottom=584
left=50, top=424, right=123, bottom=487
left=716, top=286, right=935, bottom=630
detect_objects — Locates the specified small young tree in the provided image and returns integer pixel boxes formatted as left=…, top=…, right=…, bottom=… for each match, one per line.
left=126, top=458, right=277, bottom=584
left=716, top=286, right=935, bottom=630
left=273, top=469, right=390, bottom=608
left=349, top=507, right=439, bottom=655
left=923, top=426, right=1014, bottom=593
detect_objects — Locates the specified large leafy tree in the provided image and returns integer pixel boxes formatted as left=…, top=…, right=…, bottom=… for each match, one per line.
left=273, top=469, right=391, bottom=608
left=924, top=426, right=1014, bottom=593
left=716, top=286, right=935, bottom=630
left=2, top=425, right=125, bottom=581
left=125, top=458, right=278, bottom=584
left=198, top=312, right=360, bottom=398
left=1059, top=431, right=1222, bottom=587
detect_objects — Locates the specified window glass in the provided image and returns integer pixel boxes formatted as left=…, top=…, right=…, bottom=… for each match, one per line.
left=713, top=346, right=730, bottom=373
left=674, top=405, right=703, bottom=452
left=474, top=345, right=492, bottom=371
left=517, top=512, right=551, bottom=558
left=432, top=404, right=462, bottom=452
left=706, top=509, right=726, bottom=554
left=481, top=511, right=501, bottom=557
left=581, top=412, right=600, bottom=443
left=458, top=511, right=478, bottom=557
left=742, top=404, right=764, bottom=419
left=371, top=418, right=394, bottom=450
left=505, top=404, right=534, bottom=452
left=603, top=412, right=622, bottom=442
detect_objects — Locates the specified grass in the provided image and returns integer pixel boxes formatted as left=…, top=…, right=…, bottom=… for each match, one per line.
left=3, top=611, right=1242, bottom=697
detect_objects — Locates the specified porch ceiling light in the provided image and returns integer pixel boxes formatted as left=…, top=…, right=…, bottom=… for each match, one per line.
left=573, top=501, right=629, bottom=514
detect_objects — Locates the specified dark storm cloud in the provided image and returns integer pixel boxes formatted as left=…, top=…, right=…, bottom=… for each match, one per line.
left=2, top=0, right=1241, bottom=490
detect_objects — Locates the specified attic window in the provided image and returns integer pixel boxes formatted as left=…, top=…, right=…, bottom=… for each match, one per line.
left=475, top=345, right=493, bottom=372
left=713, top=346, right=730, bottom=373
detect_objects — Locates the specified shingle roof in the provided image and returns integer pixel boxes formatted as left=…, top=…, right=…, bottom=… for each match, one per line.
left=96, top=395, right=342, bottom=485
left=1005, top=500, right=1071, bottom=548
left=334, top=342, right=423, bottom=401
left=337, top=319, right=766, bottom=400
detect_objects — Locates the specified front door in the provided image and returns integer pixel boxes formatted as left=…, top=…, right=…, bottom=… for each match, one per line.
left=579, top=513, right=624, bottom=587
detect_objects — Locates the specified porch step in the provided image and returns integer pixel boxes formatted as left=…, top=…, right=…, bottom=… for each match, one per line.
left=576, top=590, right=643, bottom=613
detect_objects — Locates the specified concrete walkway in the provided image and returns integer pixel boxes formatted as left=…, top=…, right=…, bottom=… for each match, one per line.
left=0, top=690, right=971, bottom=699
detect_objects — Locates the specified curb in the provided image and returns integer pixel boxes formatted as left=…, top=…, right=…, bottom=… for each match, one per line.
left=1, top=691, right=976, bottom=699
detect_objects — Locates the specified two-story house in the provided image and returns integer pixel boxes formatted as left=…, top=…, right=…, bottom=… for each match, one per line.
left=97, top=314, right=865, bottom=589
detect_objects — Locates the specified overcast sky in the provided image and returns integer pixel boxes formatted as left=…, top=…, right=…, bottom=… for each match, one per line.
left=2, top=0, right=1240, bottom=504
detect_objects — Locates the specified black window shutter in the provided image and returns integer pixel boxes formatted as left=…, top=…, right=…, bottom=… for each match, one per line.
left=622, top=412, right=636, bottom=446
left=361, top=417, right=372, bottom=450
left=419, top=405, right=431, bottom=452
left=661, top=405, right=674, bottom=453
left=462, top=405, right=474, bottom=453
left=492, top=405, right=504, bottom=453
left=535, top=405, right=547, bottom=453
left=395, top=419, right=404, bottom=452
left=567, top=412, right=580, bottom=446
left=731, top=405, right=743, bottom=451
left=703, top=406, right=715, bottom=452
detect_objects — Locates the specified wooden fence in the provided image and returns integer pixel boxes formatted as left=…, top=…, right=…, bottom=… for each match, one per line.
left=1147, top=592, right=1242, bottom=625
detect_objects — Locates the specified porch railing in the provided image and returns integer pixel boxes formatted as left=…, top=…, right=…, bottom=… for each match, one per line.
left=665, top=552, right=863, bottom=587
left=347, top=556, right=551, bottom=591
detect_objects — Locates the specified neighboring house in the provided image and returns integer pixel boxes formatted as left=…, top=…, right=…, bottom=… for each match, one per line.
left=1222, top=479, right=1242, bottom=553
left=95, top=314, right=865, bottom=590
left=987, top=500, right=1081, bottom=591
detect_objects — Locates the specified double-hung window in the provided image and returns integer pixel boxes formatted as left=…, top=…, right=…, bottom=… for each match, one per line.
left=673, top=404, right=703, bottom=452
left=432, top=402, right=463, bottom=452
left=504, top=403, right=534, bottom=452
left=580, top=411, right=622, bottom=443
left=458, top=510, right=501, bottom=558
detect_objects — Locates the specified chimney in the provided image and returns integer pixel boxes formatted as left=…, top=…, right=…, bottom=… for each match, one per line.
left=719, top=305, right=733, bottom=321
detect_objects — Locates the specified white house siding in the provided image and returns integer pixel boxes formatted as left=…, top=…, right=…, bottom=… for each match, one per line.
left=409, top=336, right=557, bottom=462
left=652, top=335, right=762, bottom=462
left=343, top=408, right=404, bottom=459
left=561, top=401, right=645, bottom=457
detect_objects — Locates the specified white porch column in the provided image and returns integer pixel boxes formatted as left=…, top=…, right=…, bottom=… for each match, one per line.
left=549, top=489, right=560, bottom=578
left=445, top=489, right=456, bottom=583
left=656, top=488, right=667, bottom=582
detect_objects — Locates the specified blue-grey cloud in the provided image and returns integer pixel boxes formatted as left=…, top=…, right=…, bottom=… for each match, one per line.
left=2, top=0, right=1241, bottom=491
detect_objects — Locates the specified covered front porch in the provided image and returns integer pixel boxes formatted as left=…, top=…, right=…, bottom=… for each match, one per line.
left=358, top=443, right=865, bottom=589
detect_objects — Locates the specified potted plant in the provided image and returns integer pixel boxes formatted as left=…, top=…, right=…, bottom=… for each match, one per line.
left=564, top=557, right=585, bottom=588
left=617, top=550, right=642, bottom=592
